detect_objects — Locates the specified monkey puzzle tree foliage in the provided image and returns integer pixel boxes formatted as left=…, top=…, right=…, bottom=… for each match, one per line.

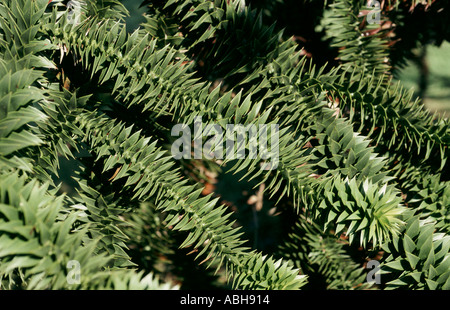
left=0, top=0, right=448, bottom=290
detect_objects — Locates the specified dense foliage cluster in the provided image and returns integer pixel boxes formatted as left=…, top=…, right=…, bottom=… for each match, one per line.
left=0, top=0, right=448, bottom=290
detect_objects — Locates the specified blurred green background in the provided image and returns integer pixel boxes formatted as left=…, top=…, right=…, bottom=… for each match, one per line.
left=394, top=41, right=450, bottom=117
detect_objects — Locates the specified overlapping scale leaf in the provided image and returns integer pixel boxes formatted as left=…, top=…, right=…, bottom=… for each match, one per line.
left=331, top=71, right=450, bottom=173
left=0, top=0, right=51, bottom=163
left=380, top=214, right=450, bottom=290
left=0, top=0, right=448, bottom=291
left=280, top=215, right=374, bottom=290
left=48, top=15, right=200, bottom=118
left=227, top=252, right=307, bottom=290
left=322, top=0, right=390, bottom=81
left=0, top=172, right=107, bottom=289
left=316, top=176, right=405, bottom=247
left=0, top=171, right=179, bottom=289
left=76, top=112, right=250, bottom=271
